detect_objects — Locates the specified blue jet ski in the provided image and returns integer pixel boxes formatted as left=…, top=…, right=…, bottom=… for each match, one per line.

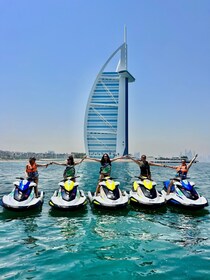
left=161, top=178, right=208, bottom=210
left=49, top=177, right=87, bottom=210
left=1, top=177, right=44, bottom=211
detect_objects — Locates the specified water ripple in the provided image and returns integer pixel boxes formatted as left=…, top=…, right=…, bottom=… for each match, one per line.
left=0, top=161, right=210, bottom=279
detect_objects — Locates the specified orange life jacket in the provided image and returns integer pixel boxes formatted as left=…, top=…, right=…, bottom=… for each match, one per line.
left=176, top=164, right=188, bottom=176
left=26, top=163, right=37, bottom=173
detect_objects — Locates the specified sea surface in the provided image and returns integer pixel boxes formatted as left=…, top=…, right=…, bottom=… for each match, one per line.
left=0, top=160, right=209, bottom=280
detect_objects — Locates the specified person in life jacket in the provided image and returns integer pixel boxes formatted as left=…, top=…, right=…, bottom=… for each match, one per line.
left=86, top=153, right=123, bottom=195
left=51, top=155, right=87, bottom=181
left=164, top=154, right=198, bottom=195
left=126, top=154, right=165, bottom=180
left=25, top=157, right=49, bottom=198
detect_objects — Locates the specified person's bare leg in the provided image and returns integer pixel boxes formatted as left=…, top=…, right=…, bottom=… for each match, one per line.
left=96, top=174, right=104, bottom=195
left=34, top=178, right=39, bottom=198
left=167, top=180, right=173, bottom=195
left=95, top=185, right=100, bottom=195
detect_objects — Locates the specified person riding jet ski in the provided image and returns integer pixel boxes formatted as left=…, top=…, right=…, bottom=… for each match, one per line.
left=51, top=155, right=87, bottom=181
left=25, top=157, right=49, bottom=198
left=86, top=153, right=123, bottom=195
left=163, top=154, right=198, bottom=195
left=161, top=154, right=208, bottom=209
left=126, top=154, right=165, bottom=179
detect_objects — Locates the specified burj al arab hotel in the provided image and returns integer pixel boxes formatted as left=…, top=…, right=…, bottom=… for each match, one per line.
left=84, top=36, right=135, bottom=158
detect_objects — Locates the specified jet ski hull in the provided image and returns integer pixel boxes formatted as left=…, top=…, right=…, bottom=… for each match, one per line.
left=49, top=189, right=87, bottom=210
left=129, top=179, right=165, bottom=208
left=129, top=190, right=165, bottom=208
left=1, top=190, right=44, bottom=211
left=161, top=188, right=208, bottom=210
left=88, top=191, right=129, bottom=209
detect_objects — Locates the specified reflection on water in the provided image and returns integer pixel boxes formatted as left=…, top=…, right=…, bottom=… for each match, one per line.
left=22, top=235, right=38, bottom=248
left=168, top=205, right=210, bottom=217
left=48, top=207, right=88, bottom=218
left=22, top=217, right=38, bottom=233
left=158, top=208, right=210, bottom=250
left=91, top=207, right=130, bottom=217
left=20, top=217, right=39, bottom=248
left=130, top=204, right=167, bottom=215
left=0, top=208, right=42, bottom=222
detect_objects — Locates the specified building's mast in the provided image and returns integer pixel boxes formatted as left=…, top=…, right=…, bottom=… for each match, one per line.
left=124, top=25, right=127, bottom=44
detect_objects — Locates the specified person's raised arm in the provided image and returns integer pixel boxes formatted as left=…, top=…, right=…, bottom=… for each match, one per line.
left=149, top=161, right=166, bottom=167
left=187, top=154, right=198, bottom=170
left=111, top=156, right=123, bottom=162
left=36, top=163, right=49, bottom=168
left=126, top=155, right=140, bottom=165
left=51, top=161, right=66, bottom=166
left=86, top=156, right=101, bottom=163
left=162, top=164, right=177, bottom=169
left=75, top=155, right=87, bottom=166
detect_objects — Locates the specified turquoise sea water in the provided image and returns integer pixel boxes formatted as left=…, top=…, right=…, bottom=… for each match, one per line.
left=0, top=161, right=209, bottom=280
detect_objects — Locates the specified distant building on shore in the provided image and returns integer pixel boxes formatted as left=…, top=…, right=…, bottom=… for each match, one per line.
left=84, top=30, right=135, bottom=158
left=0, top=150, right=85, bottom=160
left=149, top=155, right=198, bottom=164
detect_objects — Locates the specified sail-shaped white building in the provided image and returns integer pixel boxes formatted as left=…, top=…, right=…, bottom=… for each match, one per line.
left=84, top=37, right=135, bottom=158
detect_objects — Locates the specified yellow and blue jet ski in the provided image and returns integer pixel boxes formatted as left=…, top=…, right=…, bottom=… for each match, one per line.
left=49, top=177, right=87, bottom=210
left=129, top=176, right=165, bottom=208
left=87, top=177, right=129, bottom=209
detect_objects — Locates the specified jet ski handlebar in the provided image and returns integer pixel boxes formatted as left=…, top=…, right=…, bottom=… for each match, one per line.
left=16, top=177, right=35, bottom=181
left=101, top=177, right=116, bottom=181
left=135, top=175, right=149, bottom=180
left=61, top=176, right=80, bottom=182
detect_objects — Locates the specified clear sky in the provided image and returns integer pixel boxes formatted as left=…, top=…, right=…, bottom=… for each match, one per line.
left=0, top=0, right=210, bottom=159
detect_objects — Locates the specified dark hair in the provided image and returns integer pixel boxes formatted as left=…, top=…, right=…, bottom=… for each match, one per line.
left=29, top=157, right=36, bottom=161
left=67, top=155, right=74, bottom=165
left=100, top=153, right=111, bottom=165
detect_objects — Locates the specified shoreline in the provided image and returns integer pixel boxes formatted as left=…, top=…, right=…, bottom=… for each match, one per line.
left=0, top=159, right=206, bottom=163
left=0, top=158, right=133, bottom=163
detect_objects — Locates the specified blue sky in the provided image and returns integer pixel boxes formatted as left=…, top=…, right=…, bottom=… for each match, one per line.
left=0, top=0, right=210, bottom=159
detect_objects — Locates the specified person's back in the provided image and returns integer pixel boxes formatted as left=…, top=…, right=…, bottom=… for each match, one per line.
left=26, top=159, right=38, bottom=179
left=139, top=160, right=151, bottom=178
left=25, top=157, right=49, bottom=198
left=87, top=153, right=122, bottom=194
left=175, top=163, right=188, bottom=179
left=63, top=164, right=75, bottom=178
left=126, top=154, right=165, bottom=180
left=51, top=155, right=86, bottom=181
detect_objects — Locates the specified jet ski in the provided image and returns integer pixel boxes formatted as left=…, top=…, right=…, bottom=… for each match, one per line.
left=1, top=177, right=44, bottom=211
left=87, top=177, right=129, bottom=209
left=161, top=178, right=208, bottom=210
left=129, top=176, right=165, bottom=208
left=49, top=177, right=87, bottom=210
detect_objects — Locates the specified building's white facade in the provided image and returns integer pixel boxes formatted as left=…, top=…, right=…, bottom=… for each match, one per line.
left=84, top=42, right=135, bottom=158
